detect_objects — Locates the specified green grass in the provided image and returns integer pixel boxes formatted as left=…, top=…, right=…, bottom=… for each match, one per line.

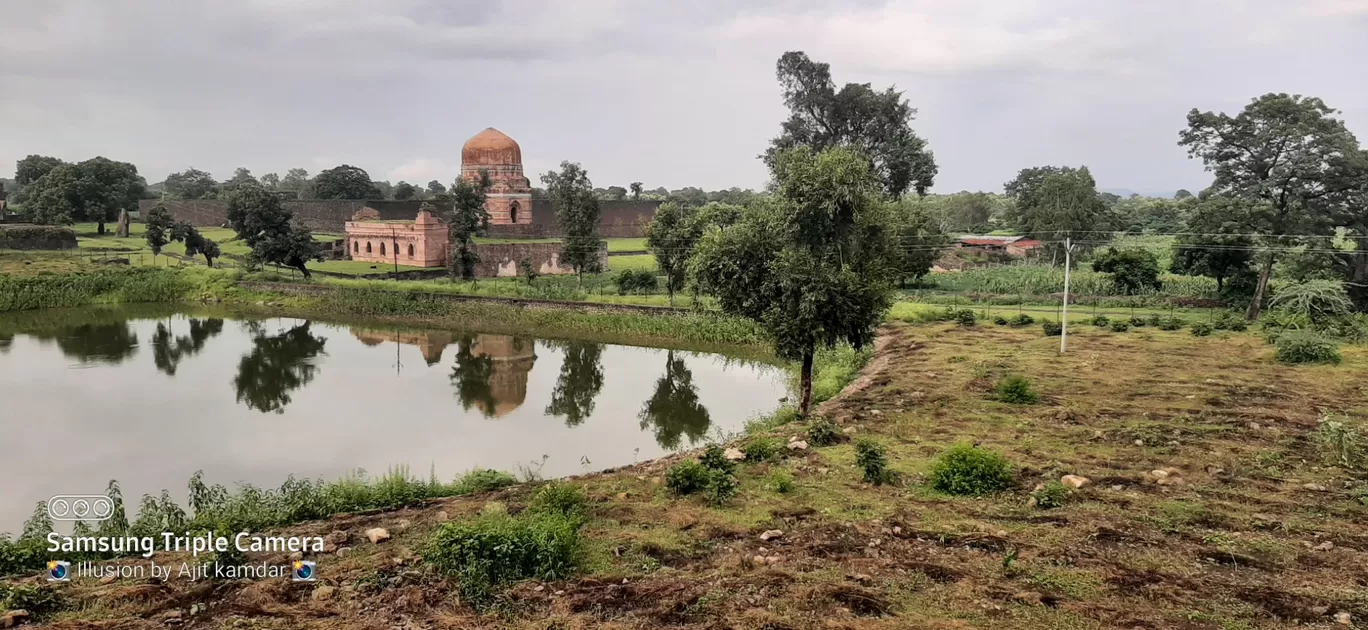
left=607, top=237, right=647, bottom=253
left=607, top=254, right=657, bottom=273
left=309, top=259, right=429, bottom=275
left=0, top=267, right=232, bottom=312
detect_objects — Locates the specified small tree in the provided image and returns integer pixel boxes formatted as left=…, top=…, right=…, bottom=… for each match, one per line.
left=889, top=198, right=949, bottom=287
left=445, top=172, right=492, bottom=281
left=144, top=203, right=175, bottom=256
left=542, top=162, right=603, bottom=288
left=225, top=184, right=324, bottom=278
left=518, top=259, right=538, bottom=285
left=629, top=182, right=644, bottom=200
left=172, top=221, right=220, bottom=267
left=393, top=181, right=417, bottom=200
left=692, top=146, right=894, bottom=416
left=645, top=201, right=704, bottom=305
left=1092, top=247, right=1162, bottom=294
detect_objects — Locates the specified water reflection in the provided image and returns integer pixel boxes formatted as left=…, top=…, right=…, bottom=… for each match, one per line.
left=36, top=322, right=141, bottom=365
left=351, top=328, right=454, bottom=366
left=151, top=318, right=224, bottom=376
left=0, top=332, right=11, bottom=354
left=450, top=334, right=538, bottom=418
left=544, top=341, right=604, bottom=427
left=232, top=320, right=328, bottom=414
left=639, top=350, right=712, bottom=449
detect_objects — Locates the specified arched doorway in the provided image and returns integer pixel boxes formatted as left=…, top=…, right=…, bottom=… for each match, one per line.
left=353, top=240, right=359, bottom=253
left=366, top=242, right=372, bottom=253
left=509, top=201, right=520, bottom=224
left=408, top=243, right=415, bottom=258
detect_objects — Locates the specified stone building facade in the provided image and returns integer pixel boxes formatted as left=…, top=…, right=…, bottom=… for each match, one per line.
left=461, top=128, right=533, bottom=226
left=344, top=208, right=447, bottom=268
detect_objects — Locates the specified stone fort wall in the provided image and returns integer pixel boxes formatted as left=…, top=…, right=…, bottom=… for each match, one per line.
left=140, top=199, right=660, bottom=238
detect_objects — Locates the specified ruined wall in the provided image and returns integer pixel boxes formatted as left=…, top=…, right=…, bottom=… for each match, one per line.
left=140, top=198, right=660, bottom=237
left=473, top=242, right=608, bottom=278
left=0, top=225, right=78, bottom=250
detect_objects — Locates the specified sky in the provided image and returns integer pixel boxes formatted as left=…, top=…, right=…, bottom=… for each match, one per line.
left=2, top=0, right=1366, bottom=196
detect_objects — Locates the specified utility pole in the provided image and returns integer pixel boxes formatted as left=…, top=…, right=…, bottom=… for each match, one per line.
left=1061, top=236, right=1073, bottom=354
left=389, top=226, right=399, bottom=276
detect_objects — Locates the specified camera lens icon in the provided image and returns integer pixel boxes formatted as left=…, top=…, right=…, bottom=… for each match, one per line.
left=48, top=495, right=114, bottom=522
left=292, top=560, right=316, bottom=582
left=48, top=561, right=71, bottom=582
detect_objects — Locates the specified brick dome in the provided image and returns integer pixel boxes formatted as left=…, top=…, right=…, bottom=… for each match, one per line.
left=462, top=127, right=522, bottom=167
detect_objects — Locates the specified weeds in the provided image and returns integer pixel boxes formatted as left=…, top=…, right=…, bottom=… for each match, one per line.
left=1274, top=332, right=1342, bottom=365
left=527, top=482, right=587, bottom=518
left=1190, top=321, right=1214, bottom=337
left=1091, top=315, right=1110, bottom=327
left=1031, top=482, right=1068, bottom=509
left=741, top=438, right=782, bottom=462
left=1042, top=321, right=1062, bottom=337
left=665, top=461, right=713, bottom=495
left=423, top=511, right=583, bottom=605
left=929, top=444, right=1014, bottom=496
left=1110, top=321, right=1130, bottom=333
left=807, top=418, right=844, bottom=446
left=765, top=470, right=795, bottom=494
left=854, top=439, right=894, bottom=485
left=1315, top=415, right=1364, bottom=469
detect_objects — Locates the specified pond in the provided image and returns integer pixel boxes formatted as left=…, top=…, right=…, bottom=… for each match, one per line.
left=0, top=306, right=787, bottom=532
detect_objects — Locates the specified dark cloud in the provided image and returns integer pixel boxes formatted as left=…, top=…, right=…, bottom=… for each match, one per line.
left=1, top=0, right=1365, bottom=194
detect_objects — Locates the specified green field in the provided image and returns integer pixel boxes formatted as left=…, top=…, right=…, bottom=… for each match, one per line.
left=606, top=253, right=657, bottom=272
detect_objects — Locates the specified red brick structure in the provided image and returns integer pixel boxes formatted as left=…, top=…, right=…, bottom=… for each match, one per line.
left=462, top=128, right=532, bottom=226
left=344, top=207, right=448, bottom=268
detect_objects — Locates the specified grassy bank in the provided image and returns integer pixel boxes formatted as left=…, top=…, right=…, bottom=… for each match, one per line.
left=0, top=267, right=233, bottom=313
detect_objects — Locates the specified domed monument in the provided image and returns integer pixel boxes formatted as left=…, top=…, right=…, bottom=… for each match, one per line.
left=462, top=128, right=532, bottom=225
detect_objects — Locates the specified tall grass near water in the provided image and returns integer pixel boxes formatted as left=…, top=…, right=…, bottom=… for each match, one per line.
left=0, top=268, right=232, bottom=312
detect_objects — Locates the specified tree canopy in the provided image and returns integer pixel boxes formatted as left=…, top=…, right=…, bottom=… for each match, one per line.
left=163, top=168, right=217, bottom=200
left=542, top=161, right=603, bottom=286
left=309, top=164, right=383, bottom=199
left=225, top=184, right=324, bottom=277
left=444, top=172, right=492, bottom=280
left=22, top=156, right=146, bottom=231
left=1003, top=166, right=1109, bottom=262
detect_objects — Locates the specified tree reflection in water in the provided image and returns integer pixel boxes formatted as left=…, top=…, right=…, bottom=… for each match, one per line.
left=450, top=334, right=537, bottom=418
left=450, top=335, right=496, bottom=417
left=151, top=318, right=224, bottom=376
left=232, top=320, right=327, bottom=414
left=45, top=323, right=142, bottom=365
left=638, top=350, right=712, bottom=450
left=544, top=341, right=604, bottom=427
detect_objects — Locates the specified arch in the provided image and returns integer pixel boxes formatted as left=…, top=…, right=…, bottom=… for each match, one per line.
left=509, top=200, right=520, bottom=224
left=366, top=241, right=372, bottom=253
left=408, top=243, right=415, bottom=258
left=352, top=240, right=358, bottom=253
left=380, top=241, right=386, bottom=256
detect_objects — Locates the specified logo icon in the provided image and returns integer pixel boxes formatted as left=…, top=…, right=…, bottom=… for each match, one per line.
left=292, top=560, right=316, bottom=582
left=48, top=495, right=114, bottom=522
left=48, top=561, right=71, bottom=582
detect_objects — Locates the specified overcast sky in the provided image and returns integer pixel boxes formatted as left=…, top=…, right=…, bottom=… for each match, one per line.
left=2, top=0, right=1365, bottom=196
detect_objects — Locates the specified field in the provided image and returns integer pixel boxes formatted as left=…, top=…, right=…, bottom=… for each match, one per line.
left=11, top=321, right=1367, bottom=629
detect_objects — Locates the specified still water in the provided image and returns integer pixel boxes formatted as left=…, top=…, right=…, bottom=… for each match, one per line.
left=0, top=306, right=786, bottom=532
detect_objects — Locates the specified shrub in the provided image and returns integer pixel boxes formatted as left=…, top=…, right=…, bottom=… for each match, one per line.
left=806, top=418, right=843, bottom=446
left=699, top=444, right=736, bottom=474
left=1110, top=321, right=1130, bottom=333
left=615, top=268, right=658, bottom=295
left=995, top=375, right=1039, bottom=405
left=1009, top=313, right=1035, bottom=326
left=929, top=444, right=1014, bottom=496
left=665, top=461, right=713, bottom=495
left=993, top=315, right=1009, bottom=326
left=954, top=309, right=977, bottom=327
left=528, top=483, right=586, bottom=518
left=1275, top=332, right=1342, bottom=365
left=854, top=439, right=893, bottom=485
left=1227, top=320, right=1248, bottom=332
left=454, top=469, right=518, bottom=494
left=423, top=511, right=582, bottom=604
left=1128, top=316, right=1147, bottom=328
left=765, top=470, right=795, bottom=494
left=704, top=472, right=739, bottom=506
left=1031, top=481, right=1068, bottom=509
left=741, top=438, right=781, bottom=462
left=1190, top=322, right=1214, bottom=336
left=1145, top=314, right=1162, bottom=327
left=1042, top=321, right=1062, bottom=337
left=1091, top=315, right=1110, bottom=327
left=1315, top=415, right=1364, bottom=469
left=0, top=583, right=64, bottom=617
left=1158, top=317, right=1185, bottom=331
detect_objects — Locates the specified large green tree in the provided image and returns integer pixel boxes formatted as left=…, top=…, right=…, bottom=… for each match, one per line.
left=233, top=321, right=328, bottom=414
left=889, top=197, right=949, bottom=287
left=278, top=168, right=310, bottom=197
left=645, top=201, right=704, bottom=305
left=1092, top=248, right=1163, bottom=294
left=545, top=342, right=605, bottom=427
left=542, top=161, right=604, bottom=287
left=308, top=165, right=382, bottom=199
left=144, top=202, right=175, bottom=256
left=163, top=168, right=217, bottom=200
left=393, top=181, right=417, bottom=200
left=225, top=185, right=324, bottom=278
left=23, top=157, right=146, bottom=232
left=1170, top=195, right=1256, bottom=295
left=692, top=146, right=894, bottom=416
left=444, top=172, right=492, bottom=280
left=15, top=155, right=64, bottom=187
left=221, top=167, right=259, bottom=196
left=1179, top=93, right=1367, bottom=320
left=638, top=351, right=711, bottom=450
left=767, top=52, right=937, bottom=198
left=1004, top=166, right=1109, bottom=263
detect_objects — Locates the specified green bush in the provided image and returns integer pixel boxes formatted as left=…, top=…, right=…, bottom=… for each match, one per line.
left=929, top=444, right=1014, bottom=496
left=454, top=469, right=518, bottom=494
left=1110, top=321, right=1130, bottom=333
left=1009, top=313, right=1035, bottom=326
left=993, top=315, right=1009, bottom=326
left=954, top=309, right=977, bottom=327
left=806, top=418, right=843, bottom=446
left=665, top=460, right=713, bottom=495
left=1158, top=317, right=1185, bottom=331
left=704, top=471, right=739, bottom=506
left=0, top=583, right=64, bottom=617
left=1042, top=321, right=1062, bottom=337
left=1315, top=415, right=1364, bottom=469
left=1190, top=322, right=1214, bottom=337
left=741, top=438, right=781, bottom=462
left=528, top=483, right=586, bottom=518
left=1031, top=481, right=1068, bottom=509
left=1128, top=316, right=1147, bottom=328
left=1274, top=332, right=1342, bottom=365
left=1145, top=314, right=1163, bottom=327
left=1227, top=320, right=1248, bottom=332
left=699, top=444, right=736, bottom=474
left=854, top=439, right=893, bottom=485
left=1091, top=315, right=1110, bottom=327
left=995, top=375, right=1039, bottom=404
left=765, top=470, right=795, bottom=494
left=423, top=511, right=582, bottom=604
left=614, top=268, right=659, bottom=295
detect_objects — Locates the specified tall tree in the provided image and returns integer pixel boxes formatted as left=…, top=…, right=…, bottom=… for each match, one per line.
left=1170, top=195, right=1256, bottom=295
left=171, top=221, right=221, bottom=267
left=1174, top=189, right=1194, bottom=199
left=544, top=342, right=605, bottom=427
left=605, top=185, right=628, bottom=201
left=15, top=155, right=64, bottom=188
left=309, top=165, right=382, bottom=199
left=444, top=171, right=492, bottom=280
left=629, top=182, right=643, bottom=200
left=221, top=167, right=259, bottom=195
left=279, top=168, right=310, bottom=197
left=889, top=198, right=949, bottom=287
left=225, top=185, right=324, bottom=278
left=1004, top=166, right=1109, bottom=262
left=645, top=201, right=704, bottom=306
left=542, top=161, right=603, bottom=287
left=393, top=181, right=417, bottom=200
left=638, top=351, right=711, bottom=450
left=163, top=168, right=218, bottom=200
left=259, top=172, right=281, bottom=190
left=23, top=157, right=146, bottom=232
left=426, top=180, right=447, bottom=197
left=233, top=321, right=328, bottom=414
left=1180, top=93, right=1366, bottom=320
left=1092, top=248, right=1163, bottom=294
left=766, top=51, right=937, bottom=198
left=144, top=203, right=175, bottom=256
left=692, top=146, right=894, bottom=416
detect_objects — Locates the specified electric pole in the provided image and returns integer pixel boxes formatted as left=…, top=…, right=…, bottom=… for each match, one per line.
left=1061, top=236, right=1073, bottom=354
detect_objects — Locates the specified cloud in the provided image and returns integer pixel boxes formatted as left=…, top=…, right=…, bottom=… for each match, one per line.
left=386, top=159, right=457, bottom=185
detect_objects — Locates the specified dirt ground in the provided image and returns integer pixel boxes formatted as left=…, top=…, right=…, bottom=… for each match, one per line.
left=9, top=321, right=1368, bottom=629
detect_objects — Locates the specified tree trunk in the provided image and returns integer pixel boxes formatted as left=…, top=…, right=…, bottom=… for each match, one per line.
left=205, top=256, right=214, bottom=268
left=668, top=285, right=675, bottom=307
left=577, top=269, right=583, bottom=289
left=1245, top=255, right=1275, bottom=321
left=97, top=222, right=106, bottom=235
left=294, top=262, right=312, bottom=279
left=799, top=349, right=814, bottom=418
